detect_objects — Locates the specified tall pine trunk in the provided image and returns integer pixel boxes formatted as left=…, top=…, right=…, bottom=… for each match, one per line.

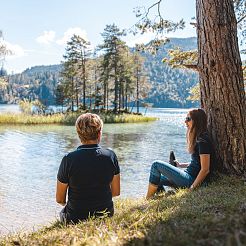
left=196, top=0, right=246, bottom=175
left=83, top=60, right=86, bottom=110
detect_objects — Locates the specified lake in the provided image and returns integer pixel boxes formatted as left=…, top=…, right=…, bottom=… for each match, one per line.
left=0, top=105, right=191, bottom=235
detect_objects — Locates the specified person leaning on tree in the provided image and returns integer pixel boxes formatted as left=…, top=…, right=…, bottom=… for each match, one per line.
left=56, top=113, right=120, bottom=224
left=146, top=108, right=216, bottom=198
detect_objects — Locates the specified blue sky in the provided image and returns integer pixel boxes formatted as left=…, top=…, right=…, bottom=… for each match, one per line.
left=1, top=0, right=196, bottom=73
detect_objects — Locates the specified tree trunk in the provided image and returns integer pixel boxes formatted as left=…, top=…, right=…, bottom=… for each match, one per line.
left=114, top=69, right=119, bottom=113
left=136, top=67, right=140, bottom=114
left=83, top=60, right=86, bottom=110
left=196, top=0, right=246, bottom=175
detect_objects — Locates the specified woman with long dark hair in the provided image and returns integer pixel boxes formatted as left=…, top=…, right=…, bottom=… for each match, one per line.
left=146, top=108, right=216, bottom=198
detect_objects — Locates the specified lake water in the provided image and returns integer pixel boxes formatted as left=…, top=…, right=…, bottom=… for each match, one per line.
left=0, top=105, right=191, bottom=235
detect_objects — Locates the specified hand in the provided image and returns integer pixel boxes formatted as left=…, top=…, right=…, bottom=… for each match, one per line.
left=174, top=160, right=180, bottom=167
left=189, top=185, right=195, bottom=191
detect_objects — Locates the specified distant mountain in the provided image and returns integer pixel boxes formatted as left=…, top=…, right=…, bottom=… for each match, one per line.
left=22, top=65, right=62, bottom=75
left=2, top=37, right=199, bottom=107
left=6, top=65, right=62, bottom=105
left=141, top=37, right=198, bottom=107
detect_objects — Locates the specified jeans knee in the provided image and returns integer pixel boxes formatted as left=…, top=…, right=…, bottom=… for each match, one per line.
left=151, top=160, right=161, bottom=170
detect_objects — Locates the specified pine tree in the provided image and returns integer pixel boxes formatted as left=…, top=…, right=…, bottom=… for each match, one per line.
left=61, top=34, right=91, bottom=110
left=99, top=24, right=126, bottom=113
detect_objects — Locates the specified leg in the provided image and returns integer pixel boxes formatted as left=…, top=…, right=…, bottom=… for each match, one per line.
left=156, top=175, right=177, bottom=193
left=147, top=171, right=175, bottom=198
left=146, top=183, right=158, bottom=199
left=147, top=160, right=194, bottom=198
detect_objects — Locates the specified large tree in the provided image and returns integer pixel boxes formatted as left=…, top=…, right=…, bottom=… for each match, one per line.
left=196, top=0, right=246, bottom=175
left=135, top=0, right=246, bottom=175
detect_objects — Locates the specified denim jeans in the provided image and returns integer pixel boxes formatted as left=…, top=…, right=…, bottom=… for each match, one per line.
left=149, top=160, right=195, bottom=188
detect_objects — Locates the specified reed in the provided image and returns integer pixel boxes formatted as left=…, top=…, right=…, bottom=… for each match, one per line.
left=0, top=113, right=157, bottom=125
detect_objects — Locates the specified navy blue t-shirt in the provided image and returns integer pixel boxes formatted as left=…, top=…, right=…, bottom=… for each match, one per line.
left=57, top=144, right=120, bottom=220
left=185, top=132, right=215, bottom=180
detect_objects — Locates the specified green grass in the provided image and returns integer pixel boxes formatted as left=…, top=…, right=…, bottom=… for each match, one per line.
left=1, top=175, right=246, bottom=245
left=0, top=113, right=157, bottom=125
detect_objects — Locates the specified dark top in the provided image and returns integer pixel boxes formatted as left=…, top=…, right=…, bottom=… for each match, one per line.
left=185, top=132, right=215, bottom=181
left=57, top=144, right=120, bottom=221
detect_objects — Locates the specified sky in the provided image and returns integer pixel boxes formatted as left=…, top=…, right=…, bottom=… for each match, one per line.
left=0, top=0, right=196, bottom=74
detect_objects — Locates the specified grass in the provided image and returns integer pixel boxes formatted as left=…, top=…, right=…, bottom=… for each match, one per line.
left=0, top=113, right=157, bottom=125
left=1, top=175, right=246, bottom=245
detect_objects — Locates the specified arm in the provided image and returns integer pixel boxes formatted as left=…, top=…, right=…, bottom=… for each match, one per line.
left=56, top=180, right=68, bottom=206
left=111, top=174, right=120, bottom=197
left=190, top=154, right=210, bottom=190
left=175, top=161, right=190, bottom=168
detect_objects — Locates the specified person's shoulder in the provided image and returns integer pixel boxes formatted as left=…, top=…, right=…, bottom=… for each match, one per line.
left=99, top=148, right=116, bottom=158
left=65, top=148, right=80, bottom=159
left=197, top=132, right=210, bottom=143
left=100, top=147, right=117, bottom=157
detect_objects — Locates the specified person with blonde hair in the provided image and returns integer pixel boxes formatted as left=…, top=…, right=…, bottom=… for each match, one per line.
left=56, top=113, right=120, bottom=223
left=146, top=108, right=216, bottom=198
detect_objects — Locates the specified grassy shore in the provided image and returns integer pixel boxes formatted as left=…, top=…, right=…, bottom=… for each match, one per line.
left=1, top=175, right=246, bottom=245
left=0, top=112, right=157, bottom=125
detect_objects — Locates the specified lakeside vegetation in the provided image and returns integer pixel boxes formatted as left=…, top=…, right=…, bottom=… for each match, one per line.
left=1, top=175, right=245, bottom=245
left=0, top=112, right=157, bottom=125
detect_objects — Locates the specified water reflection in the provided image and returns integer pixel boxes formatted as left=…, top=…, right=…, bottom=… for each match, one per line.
left=0, top=108, right=190, bottom=235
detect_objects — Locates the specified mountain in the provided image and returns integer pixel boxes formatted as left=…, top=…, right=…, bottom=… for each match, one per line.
left=6, top=65, right=62, bottom=105
left=141, top=37, right=198, bottom=107
left=2, top=37, right=199, bottom=107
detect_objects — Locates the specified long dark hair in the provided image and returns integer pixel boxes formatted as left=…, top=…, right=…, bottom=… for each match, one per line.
left=187, top=108, right=208, bottom=153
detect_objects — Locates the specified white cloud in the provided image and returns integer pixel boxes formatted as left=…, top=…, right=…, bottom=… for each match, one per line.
left=126, top=33, right=155, bottom=47
left=3, top=41, right=26, bottom=58
left=56, top=27, right=88, bottom=46
left=36, top=31, right=56, bottom=44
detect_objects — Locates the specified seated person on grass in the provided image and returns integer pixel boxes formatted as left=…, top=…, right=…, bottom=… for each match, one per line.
left=146, top=108, right=216, bottom=198
left=56, top=113, right=120, bottom=223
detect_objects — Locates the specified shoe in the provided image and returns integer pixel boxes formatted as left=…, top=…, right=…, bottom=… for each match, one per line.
left=169, top=151, right=177, bottom=167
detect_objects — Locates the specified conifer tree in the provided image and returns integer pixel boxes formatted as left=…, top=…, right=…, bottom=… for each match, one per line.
left=61, top=34, right=91, bottom=110
left=99, top=24, right=126, bottom=112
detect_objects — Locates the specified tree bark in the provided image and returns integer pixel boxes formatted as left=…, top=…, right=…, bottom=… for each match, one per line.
left=196, top=0, right=246, bottom=175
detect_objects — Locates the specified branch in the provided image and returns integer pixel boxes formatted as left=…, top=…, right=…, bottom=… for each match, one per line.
left=237, top=13, right=246, bottom=24
left=182, top=64, right=198, bottom=70
left=146, top=0, right=162, bottom=17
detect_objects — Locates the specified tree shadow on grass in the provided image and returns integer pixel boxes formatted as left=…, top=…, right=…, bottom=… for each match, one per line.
left=122, top=178, right=246, bottom=246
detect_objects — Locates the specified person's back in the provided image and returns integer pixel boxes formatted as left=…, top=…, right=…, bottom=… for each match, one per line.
left=56, top=113, right=120, bottom=223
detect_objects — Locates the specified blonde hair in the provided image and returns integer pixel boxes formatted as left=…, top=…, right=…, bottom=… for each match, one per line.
left=75, top=113, right=103, bottom=143
left=186, top=109, right=208, bottom=153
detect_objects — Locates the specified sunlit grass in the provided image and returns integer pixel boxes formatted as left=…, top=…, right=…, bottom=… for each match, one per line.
left=1, top=175, right=246, bottom=245
left=0, top=113, right=157, bottom=125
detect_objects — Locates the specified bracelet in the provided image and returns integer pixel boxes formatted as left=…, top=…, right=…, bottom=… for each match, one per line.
left=190, top=185, right=194, bottom=189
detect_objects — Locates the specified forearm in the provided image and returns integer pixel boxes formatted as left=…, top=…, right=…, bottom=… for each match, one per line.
left=112, top=192, right=120, bottom=197
left=111, top=174, right=120, bottom=197
left=175, top=161, right=189, bottom=168
left=56, top=180, right=68, bottom=205
left=57, top=201, right=66, bottom=206
left=191, top=169, right=209, bottom=189
left=179, top=162, right=189, bottom=168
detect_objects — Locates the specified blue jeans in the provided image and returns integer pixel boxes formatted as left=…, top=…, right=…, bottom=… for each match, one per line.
left=149, top=161, right=195, bottom=188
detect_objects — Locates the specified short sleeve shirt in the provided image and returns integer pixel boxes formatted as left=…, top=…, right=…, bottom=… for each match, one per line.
left=185, top=132, right=215, bottom=179
left=57, top=144, right=120, bottom=218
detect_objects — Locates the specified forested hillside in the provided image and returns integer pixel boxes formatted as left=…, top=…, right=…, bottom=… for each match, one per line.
left=1, top=37, right=198, bottom=108
left=142, top=37, right=198, bottom=107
